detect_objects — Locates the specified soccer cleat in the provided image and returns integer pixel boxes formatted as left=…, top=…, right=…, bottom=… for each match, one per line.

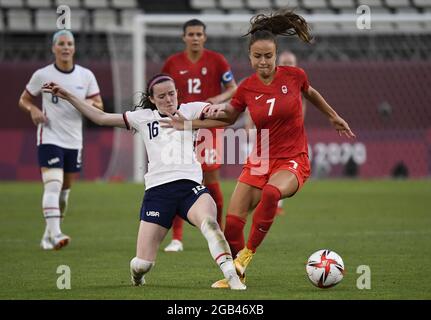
left=52, top=233, right=70, bottom=250
left=234, top=247, right=255, bottom=276
left=211, top=272, right=246, bottom=289
left=40, top=236, right=54, bottom=250
left=227, top=273, right=246, bottom=290
left=164, top=239, right=183, bottom=252
left=130, top=269, right=146, bottom=286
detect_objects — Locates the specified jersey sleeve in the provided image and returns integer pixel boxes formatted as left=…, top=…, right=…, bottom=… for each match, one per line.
left=25, top=70, right=43, bottom=97
left=217, top=54, right=234, bottom=85
left=297, top=68, right=310, bottom=93
left=85, top=70, right=100, bottom=98
left=123, top=109, right=152, bottom=131
left=230, top=83, right=246, bottom=113
left=179, top=102, right=210, bottom=120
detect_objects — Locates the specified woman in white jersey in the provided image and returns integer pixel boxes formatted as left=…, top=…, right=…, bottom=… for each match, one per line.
left=41, top=74, right=245, bottom=290
left=18, top=30, right=103, bottom=250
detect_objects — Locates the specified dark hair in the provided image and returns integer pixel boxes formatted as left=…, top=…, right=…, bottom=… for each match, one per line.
left=183, top=19, right=206, bottom=35
left=133, top=73, right=174, bottom=111
left=244, top=8, right=312, bottom=49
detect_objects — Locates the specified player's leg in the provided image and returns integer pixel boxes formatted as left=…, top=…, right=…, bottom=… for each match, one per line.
left=131, top=183, right=175, bottom=286
left=203, top=169, right=224, bottom=229
left=164, top=216, right=184, bottom=252
left=246, top=170, right=298, bottom=255
left=61, top=148, right=81, bottom=218
left=60, top=173, right=76, bottom=218
left=186, top=192, right=245, bottom=290
left=224, top=179, right=262, bottom=257
left=131, top=220, right=169, bottom=286
left=38, top=144, right=70, bottom=250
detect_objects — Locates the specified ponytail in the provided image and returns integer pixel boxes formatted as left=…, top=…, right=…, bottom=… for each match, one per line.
left=245, top=8, right=312, bottom=48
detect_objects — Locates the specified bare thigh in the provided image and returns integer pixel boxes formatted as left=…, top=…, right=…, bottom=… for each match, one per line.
left=268, top=170, right=299, bottom=198
left=136, top=221, right=169, bottom=261
left=227, top=182, right=262, bottom=219
left=187, top=193, right=217, bottom=228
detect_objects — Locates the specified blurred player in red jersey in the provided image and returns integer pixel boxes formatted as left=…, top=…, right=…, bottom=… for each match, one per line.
left=162, top=9, right=355, bottom=287
left=161, top=19, right=237, bottom=252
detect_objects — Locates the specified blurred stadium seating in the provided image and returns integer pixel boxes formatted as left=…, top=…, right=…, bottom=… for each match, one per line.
left=0, top=0, right=430, bottom=180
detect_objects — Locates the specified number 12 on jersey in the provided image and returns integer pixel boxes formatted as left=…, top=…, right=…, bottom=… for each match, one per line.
left=188, top=78, right=201, bottom=94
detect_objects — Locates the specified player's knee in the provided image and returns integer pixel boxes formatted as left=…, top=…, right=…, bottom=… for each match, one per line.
left=42, top=169, right=63, bottom=205
left=130, top=257, right=155, bottom=274
left=42, top=169, right=63, bottom=193
left=262, top=184, right=282, bottom=204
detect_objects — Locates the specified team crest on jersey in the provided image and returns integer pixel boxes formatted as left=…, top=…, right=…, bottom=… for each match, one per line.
left=281, top=85, right=288, bottom=94
left=201, top=67, right=207, bottom=75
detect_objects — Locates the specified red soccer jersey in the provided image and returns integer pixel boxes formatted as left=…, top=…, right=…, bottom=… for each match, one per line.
left=231, top=66, right=310, bottom=159
left=162, top=49, right=233, bottom=104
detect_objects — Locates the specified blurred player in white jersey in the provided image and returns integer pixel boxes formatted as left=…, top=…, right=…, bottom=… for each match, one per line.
left=18, top=30, right=103, bottom=250
left=42, top=74, right=245, bottom=290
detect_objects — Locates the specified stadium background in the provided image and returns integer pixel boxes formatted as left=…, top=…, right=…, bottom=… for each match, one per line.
left=1, top=0, right=431, bottom=301
left=1, top=0, right=430, bottom=181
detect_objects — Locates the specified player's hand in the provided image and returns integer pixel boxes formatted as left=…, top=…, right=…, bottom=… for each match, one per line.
left=329, top=115, right=356, bottom=138
left=206, top=96, right=220, bottom=104
left=42, top=82, right=70, bottom=100
left=203, top=103, right=227, bottom=119
left=30, top=106, right=48, bottom=125
left=159, top=111, right=189, bottom=131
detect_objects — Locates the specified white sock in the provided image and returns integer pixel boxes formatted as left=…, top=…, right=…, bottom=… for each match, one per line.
left=130, top=257, right=155, bottom=274
left=42, top=169, right=63, bottom=237
left=60, top=189, right=71, bottom=217
left=200, top=217, right=236, bottom=278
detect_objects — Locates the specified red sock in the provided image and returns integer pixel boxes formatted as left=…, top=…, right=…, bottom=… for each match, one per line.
left=247, top=184, right=281, bottom=252
left=224, top=214, right=246, bottom=257
left=172, top=215, right=184, bottom=241
left=206, top=182, right=224, bottom=228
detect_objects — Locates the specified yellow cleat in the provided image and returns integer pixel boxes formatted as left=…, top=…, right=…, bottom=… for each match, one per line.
left=211, top=272, right=246, bottom=289
left=234, top=247, right=255, bottom=276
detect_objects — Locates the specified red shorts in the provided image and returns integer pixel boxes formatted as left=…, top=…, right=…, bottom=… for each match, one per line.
left=238, top=153, right=311, bottom=191
left=195, top=128, right=224, bottom=172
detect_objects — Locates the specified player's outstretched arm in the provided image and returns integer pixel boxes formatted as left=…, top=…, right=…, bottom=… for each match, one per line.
left=42, top=82, right=126, bottom=128
left=303, top=86, right=356, bottom=138
left=161, top=103, right=240, bottom=130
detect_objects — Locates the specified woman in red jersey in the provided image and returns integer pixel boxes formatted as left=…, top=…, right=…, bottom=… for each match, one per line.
left=163, top=9, right=355, bottom=288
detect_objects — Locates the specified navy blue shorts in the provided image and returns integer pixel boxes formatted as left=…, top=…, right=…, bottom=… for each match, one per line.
left=140, top=179, right=210, bottom=229
left=38, top=144, right=82, bottom=173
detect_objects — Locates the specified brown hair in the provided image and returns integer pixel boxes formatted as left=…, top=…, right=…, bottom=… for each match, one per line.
left=133, top=73, right=175, bottom=111
left=244, top=8, right=313, bottom=49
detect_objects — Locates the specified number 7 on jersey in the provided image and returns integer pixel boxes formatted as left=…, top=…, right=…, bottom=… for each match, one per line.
left=266, top=98, right=276, bottom=116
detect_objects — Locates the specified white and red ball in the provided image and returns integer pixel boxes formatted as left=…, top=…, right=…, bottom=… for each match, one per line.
left=306, top=249, right=345, bottom=288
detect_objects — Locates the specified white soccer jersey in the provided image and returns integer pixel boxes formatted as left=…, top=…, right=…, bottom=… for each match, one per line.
left=26, top=64, right=100, bottom=149
left=124, top=102, right=208, bottom=190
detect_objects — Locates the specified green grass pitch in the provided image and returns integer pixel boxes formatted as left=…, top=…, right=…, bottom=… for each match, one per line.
left=0, top=179, right=430, bottom=299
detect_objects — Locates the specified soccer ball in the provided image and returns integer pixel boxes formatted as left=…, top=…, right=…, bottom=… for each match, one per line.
left=306, top=249, right=345, bottom=288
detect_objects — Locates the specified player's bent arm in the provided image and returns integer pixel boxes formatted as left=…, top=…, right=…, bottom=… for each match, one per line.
left=18, top=90, right=47, bottom=125
left=19, top=90, right=38, bottom=114
left=86, top=94, right=104, bottom=111
left=303, top=86, right=338, bottom=119
left=303, top=86, right=356, bottom=138
left=207, top=80, right=237, bottom=104
left=66, top=93, right=126, bottom=128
